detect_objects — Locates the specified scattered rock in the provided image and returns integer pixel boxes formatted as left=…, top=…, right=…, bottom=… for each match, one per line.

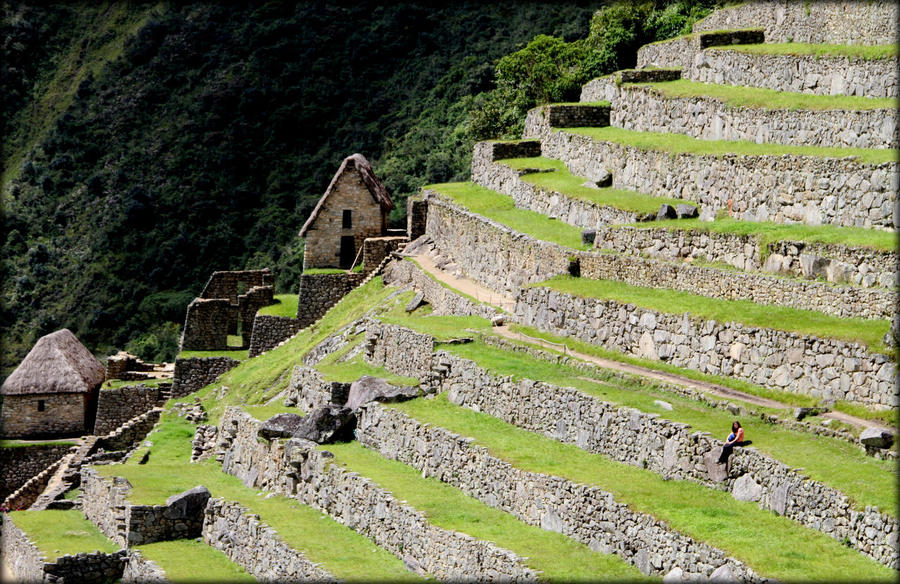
left=164, top=485, right=210, bottom=520
left=293, top=405, right=356, bottom=444
left=596, top=168, right=613, bottom=187
left=259, top=413, right=306, bottom=440
left=793, top=407, right=814, bottom=421
left=346, top=376, right=420, bottom=412
left=724, top=402, right=741, bottom=415
left=731, top=474, right=762, bottom=502
left=581, top=229, right=597, bottom=246
left=657, top=204, right=677, bottom=220
left=490, top=314, right=505, bottom=327
left=662, top=566, right=683, bottom=583
left=675, top=204, right=698, bottom=219
left=860, top=427, right=894, bottom=450
left=405, top=291, right=425, bottom=312
left=709, top=564, right=734, bottom=582
left=653, top=399, right=673, bottom=411
left=699, top=207, right=716, bottom=222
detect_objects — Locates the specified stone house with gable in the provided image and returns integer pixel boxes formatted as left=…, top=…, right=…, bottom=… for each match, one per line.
left=0, top=329, right=106, bottom=438
left=299, top=153, right=394, bottom=269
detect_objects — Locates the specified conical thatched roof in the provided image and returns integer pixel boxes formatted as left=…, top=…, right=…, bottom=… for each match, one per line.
left=1, top=329, right=105, bottom=395
left=299, top=153, right=393, bottom=237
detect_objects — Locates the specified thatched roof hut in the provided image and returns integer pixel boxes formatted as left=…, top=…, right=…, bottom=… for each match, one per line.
left=1, top=329, right=105, bottom=396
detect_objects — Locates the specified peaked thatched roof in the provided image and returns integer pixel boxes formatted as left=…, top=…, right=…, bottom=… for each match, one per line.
left=1, top=329, right=105, bottom=395
left=299, top=153, right=393, bottom=237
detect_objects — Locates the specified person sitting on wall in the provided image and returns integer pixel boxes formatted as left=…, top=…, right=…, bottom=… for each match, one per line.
left=717, top=420, right=746, bottom=463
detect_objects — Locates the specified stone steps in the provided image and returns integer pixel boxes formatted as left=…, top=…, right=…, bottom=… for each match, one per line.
left=580, top=76, right=897, bottom=149
left=524, top=117, right=898, bottom=229
left=637, top=36, right=898, bottom=98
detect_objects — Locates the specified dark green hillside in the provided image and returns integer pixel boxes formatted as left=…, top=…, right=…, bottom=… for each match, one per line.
left=0, top=1, right=598, bottom=373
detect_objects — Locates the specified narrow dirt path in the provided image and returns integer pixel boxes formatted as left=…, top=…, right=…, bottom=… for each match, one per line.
left=406, top=250, right=890, bottom=433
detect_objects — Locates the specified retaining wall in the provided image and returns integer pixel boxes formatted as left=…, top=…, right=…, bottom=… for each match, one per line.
left=215, top=407, right=538, bottom=581
left=285, top=366, right=349, bottom=412
left=202, top=497, right=335, bottom=582
left=527, top=117, right=899, bottom=229
left=0, top=443, right=71, bottom=502
left=297, top=272, right=366, bottom=328
left=248, top=314, right=302, bottom=358
left=514, top=286, right=896, bottom=407
left=363, top=320, right=435, bottom=380
left=580, top=78, right=897, bottom=149
left=693, top=0, right=899, bottom=45
left=471, top=140, right=645, bottom=228
left=121, top=550, right=168, bottom=583
left=595, top=225, right=897, bottom=290
left=357, top=404, right=759, bottom=580
left=94, top=385, right=168, bottom=436
left=171, top=357, right=240, bottom=398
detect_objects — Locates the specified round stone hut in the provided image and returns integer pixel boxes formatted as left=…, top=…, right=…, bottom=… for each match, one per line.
left=0, top=329, right=105, bottom=438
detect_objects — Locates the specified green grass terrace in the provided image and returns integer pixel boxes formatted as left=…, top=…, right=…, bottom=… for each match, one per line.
left=498, top=156, right=691, bottom=216
left=534, top=275, right=891, bottom=353
left=563, top=126, right=897, bottom=165
left=620, top=78, right=896, bottom=111
left=257, top=293, right=299, bottom=318
left=389, top=396, right=896, bottom=582
left=712, top=42, right=899, bottom=60
left=8, top=509, right=118, bottom=562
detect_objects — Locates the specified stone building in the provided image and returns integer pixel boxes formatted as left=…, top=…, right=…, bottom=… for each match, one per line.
left=0, top=329, right=106, bottom=438
left=299, top=153, right=394, bottom=269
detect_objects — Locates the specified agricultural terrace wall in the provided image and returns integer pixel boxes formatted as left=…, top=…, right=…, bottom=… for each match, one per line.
left=214, top=407, right=539, bottom=581
left=94, top=385, right=168, bottom=436
left=0, top=443, right=71, bottom=502
left=202, top=497, right=335, bottom=582
left=362, top=236, right=407, bottom=273
left=423, top=190, right=889, bottom=319
left=248, top=315, right=302, bottom=358
left=356, top=404, right=757, bottom=580
left=296, top=273, right=366, bottom=329
left=693, top=0, right=899, bottom=45
left=1, top=515, right=127, bottom=584
left=526, top=117, right=899, bottom=229
left=470, top=141, right=644, bottom=228
left=381, top=257, right=500, bottom=321
left=120, top=550, right=168, bottom=583
left=363, top=320, right=434, bottom=380
left=636, top=39, right=898, bottom=98
left=595, top=226, right=897, bottom=290
left=580, top=78, right=898, bottom=149
left=285, top=366, right=349, bottom=413
left=362, top=328, right=899, bottom=568
left=514, top=286, right=896, bottom=407
left=171, top=357, right=240, bottom=398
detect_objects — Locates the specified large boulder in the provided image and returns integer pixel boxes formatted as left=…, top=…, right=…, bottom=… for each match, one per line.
left=703, top=449, right=728, bottom=482
left=731, top=474, right=762, bottom=502
left=346, top=376, right=419, bottom=412
left=860, top=427, right=894, bottom=450
left=259, top=413, right=306, bottom=440
left=164, top=485, right=210, bottom=520
left=293, top=405, right=356, bottom=444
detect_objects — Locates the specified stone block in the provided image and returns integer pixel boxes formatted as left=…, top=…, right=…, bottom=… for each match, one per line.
left=860, top=427, right=894, bottom=450
left=731, top=474, right=762, bottom=502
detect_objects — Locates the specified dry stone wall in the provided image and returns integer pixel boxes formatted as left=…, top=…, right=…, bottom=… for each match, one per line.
left=580, top=78, right=898, bottom=149
left=285, top=366, right=349, bottom=412
left=0, top=443, right=71, bottom=502
left=471, top=140, right=644, bottom=228
left=528, top=117, right=899, bottom=229
left=362, top=236, right=407, bottom=273
left=363, top=320, right=434, bottom=380
left=94, top=385, right=168, bottom=436
left=215, top=407, right=538, bottom=581
left=381, top=257, right=499, bottom=320
left=407, top=197, right=428, bottom=241
left=514, top=286, right=896, bottom=407
left=357, top=404, right=760, bottom=581
left=2, top=513, right=46, bottom=582
left=179, top=299, right=231, bottom=351
left=248, top=315, right=302, bottom=358
left=595, top=226, right=897, bottom=290
left=693, top=0, right=899, bottom=45
left=120, top=550, right=168, bottom=583
left=0, top=393, right=90, bottom=438
left=202, top=497, right=335, bottom=582
left=297, top=272, right=366, bottom=328
left=171, top=357, right=240, bottom=398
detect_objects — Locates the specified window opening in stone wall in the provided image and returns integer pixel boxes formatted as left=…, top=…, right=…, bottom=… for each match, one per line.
left=37, top=399, right=45, bottom=412
left=342, top=209, right=352, bottom=229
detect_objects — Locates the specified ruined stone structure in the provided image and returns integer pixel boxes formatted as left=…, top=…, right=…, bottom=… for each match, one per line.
left=0, top=329, right=106, bottom=438
left=180, top=269, right=275, bottom=351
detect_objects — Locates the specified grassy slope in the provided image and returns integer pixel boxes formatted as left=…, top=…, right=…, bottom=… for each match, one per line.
left=95, top=414, right=419, bottom=582
left=9, top=509, right=118, bottom=561
left=611, top=217, right=895, bottom=253
left=444, top=340, right=899, bottom=514
left=325, top=441, right=648, bottom=582
left=536, top=275, right=890, bottom=352
left=499, top=156, right=689, bottom=214
left=391, top=396, right=895, bottom=582
left=624, top=78, right=895, bottom=110
left=566, top=126, right=896, bottom=164
left=424, top=182, right=586, bottom=249
left=256, top=294, right=299, bottom=318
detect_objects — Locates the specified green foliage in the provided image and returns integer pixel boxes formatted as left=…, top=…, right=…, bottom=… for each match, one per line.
left=125, top=321, right=181, bottom=363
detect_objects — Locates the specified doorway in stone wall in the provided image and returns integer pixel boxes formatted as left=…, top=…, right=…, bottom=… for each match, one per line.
left=340, top=236, right=355, bottom=269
